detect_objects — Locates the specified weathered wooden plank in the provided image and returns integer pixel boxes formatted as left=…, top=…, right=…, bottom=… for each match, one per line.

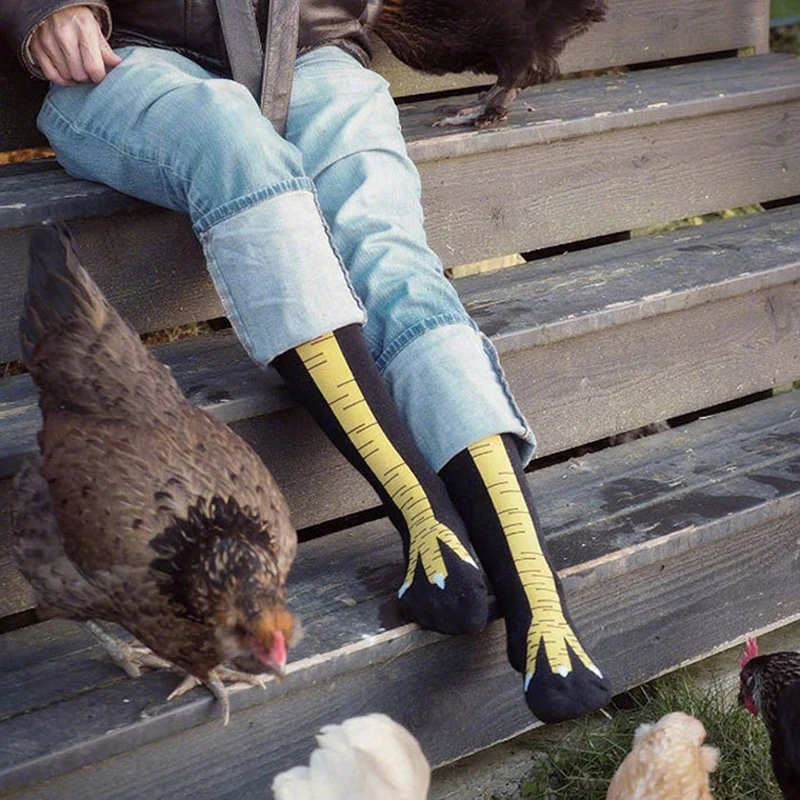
left=405, top=58, right=800, bottom=266
left=505, top=281, right=800, bottom=457
left=0, top=161, right=145, bottom=230
left=0, top=0, right=769, bottom=152
left=0, top=206, right=798, bottom=540
left=402, top=54, right=800, bottom=160
left=375, top=0, right=770, bottom=97
left=1, top=389, right=798, bottom=797
left=0, top=208, right=217, bottom=364
left=459, top=205, right=800, bottom=352
left=1, top=54, right=798, bottom=336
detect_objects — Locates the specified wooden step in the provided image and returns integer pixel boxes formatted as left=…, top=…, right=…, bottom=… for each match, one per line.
left=1, top=387, right=798, bottom=798
left=1, top=54, right=799, bottom=360
left=0, top=0, right=769, bottom=152
left=0, top=203, right=797, bottom=521
left=3, top=202, right=798, bottom=617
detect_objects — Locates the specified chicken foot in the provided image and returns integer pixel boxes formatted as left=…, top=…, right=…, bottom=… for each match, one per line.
left=85, top=621, right=176, bottom=678
left=433, top=84, right=521, bottom=127
left=168, top=668, right=270, bottom=726
left=87, top=621, right=268, bottom=725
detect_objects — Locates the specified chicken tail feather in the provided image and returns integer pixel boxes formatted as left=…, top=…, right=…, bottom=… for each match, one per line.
left=21, top=221, right=183, bottom=415
left=21, top=222, right=113, bottom=365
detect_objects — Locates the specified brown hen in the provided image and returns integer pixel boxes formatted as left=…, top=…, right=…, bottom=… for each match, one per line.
left=606, top=711, right=719, bottom=800
left=374, top=0, right=607, bottom=126
left=12, top=222, right=297, bottom=724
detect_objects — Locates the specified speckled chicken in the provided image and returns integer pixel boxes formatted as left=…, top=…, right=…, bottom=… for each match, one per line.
left=739, top=637, right=800, bottom=799
left=374, top=0, right=607, bottom=126
left=12, top=222, right=297, bottom=724
left=606, top=712, right=719, bottom=800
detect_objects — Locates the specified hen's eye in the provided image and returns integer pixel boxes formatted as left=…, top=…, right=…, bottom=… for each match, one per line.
left=233, top=623, right=248, bottom=637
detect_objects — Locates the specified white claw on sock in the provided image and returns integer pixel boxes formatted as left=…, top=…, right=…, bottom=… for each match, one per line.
left=433, top=573, right=445, bottom=590
left=398, top=582, right=410, bottom=598
left=588, top=663, right=604, bottom=678
left=524, top=672, right=533, bottom=692
left=556, top=664, right=572, bottom=677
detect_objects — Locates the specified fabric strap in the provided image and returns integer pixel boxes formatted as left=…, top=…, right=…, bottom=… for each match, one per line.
left=215, top=0, right=299, bottom=136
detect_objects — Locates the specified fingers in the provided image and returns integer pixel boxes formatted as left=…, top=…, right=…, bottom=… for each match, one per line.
left=79, top=29, right=107, bottom=82
left=100, top=37, right=123, bottom=70
left=30, top=38, right=75, bottom=86
left=31, top=6, right=119, bottom=85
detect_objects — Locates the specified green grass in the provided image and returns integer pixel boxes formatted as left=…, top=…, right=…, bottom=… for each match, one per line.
left=505, top=672, right=780, bottom=800
left=772, top=0, right=800, bottom=19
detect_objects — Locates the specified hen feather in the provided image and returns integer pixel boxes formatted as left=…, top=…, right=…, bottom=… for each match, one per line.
left=272, top=713, right=430, bottom=800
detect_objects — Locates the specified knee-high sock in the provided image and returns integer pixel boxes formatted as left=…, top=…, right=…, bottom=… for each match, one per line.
left=440, top=434, right=612, bottom=722
left=271, top=325, right=488, bottom=634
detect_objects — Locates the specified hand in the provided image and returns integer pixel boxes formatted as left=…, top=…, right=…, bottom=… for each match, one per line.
left=30, top=6, right=122, bottom=86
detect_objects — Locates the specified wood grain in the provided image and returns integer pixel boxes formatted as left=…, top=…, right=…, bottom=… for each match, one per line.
left=1, top=56, right=798, bottom=364
left=1, top=390, right=797, bottom=796
left=0, top=0, right=769, bottom=151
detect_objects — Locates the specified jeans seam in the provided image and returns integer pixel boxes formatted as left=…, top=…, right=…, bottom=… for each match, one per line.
left=477, top=330, right=536, bottom=453
left=192, top=178, right=318, bottom=232
left=200, top=240, right=260, bottom=358
left=40, top=96, right=202, bottom=218
left=306, top=188, right=366, bottom=319
left=374, top=314, right=475, bottom=373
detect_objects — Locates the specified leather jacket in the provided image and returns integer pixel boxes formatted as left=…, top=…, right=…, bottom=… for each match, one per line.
left=0, top=0, right=375, bottom=79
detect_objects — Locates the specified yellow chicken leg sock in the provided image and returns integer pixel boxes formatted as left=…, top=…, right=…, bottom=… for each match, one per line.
left=272, top=325, right=488, bottom=634
left=440, top=433, right=612, bottom=722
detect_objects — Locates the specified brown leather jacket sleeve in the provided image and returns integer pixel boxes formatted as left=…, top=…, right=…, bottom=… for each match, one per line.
left=1, top=0, right=379, bottom=82
left=0, top=0, right=112, bottom=77
left=297, top=0, right=372, bottom=64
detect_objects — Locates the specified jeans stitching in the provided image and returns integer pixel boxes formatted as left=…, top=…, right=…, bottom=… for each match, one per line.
left=199, top=236, right=260, bottom=357
left=477, top=331, right=537, bottom=460
left=193, top=178, right=318, bottom=232
left=40, top=96, right=202, bottom=218
left=374, top=313, right=475, bottom=372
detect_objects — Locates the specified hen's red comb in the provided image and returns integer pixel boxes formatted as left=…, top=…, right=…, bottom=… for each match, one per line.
left=740, top=637, right=759, bottom=668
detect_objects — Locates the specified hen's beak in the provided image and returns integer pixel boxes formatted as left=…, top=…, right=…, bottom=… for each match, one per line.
left=255, top=629, right=287, bottom=679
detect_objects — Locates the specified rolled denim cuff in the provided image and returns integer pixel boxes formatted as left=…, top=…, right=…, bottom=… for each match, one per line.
left=381, top=322, right=536, bottom=472
left=199, top=189, right=366, bottom=365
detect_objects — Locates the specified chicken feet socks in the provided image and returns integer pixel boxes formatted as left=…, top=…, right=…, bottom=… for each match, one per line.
left=440, top=433, right=612, bottom=722
left=271, top=325, right=488, bottom=635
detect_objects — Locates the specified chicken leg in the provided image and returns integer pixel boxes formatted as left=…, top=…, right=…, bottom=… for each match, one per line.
left=85, top=621, right=177, bottom=677
left=433, top=84, right=521, bottom=128
left=168, top=668, right=270, bottom=726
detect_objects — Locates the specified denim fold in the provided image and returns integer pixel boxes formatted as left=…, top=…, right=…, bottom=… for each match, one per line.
left=37, top=43, right=536, bottom=471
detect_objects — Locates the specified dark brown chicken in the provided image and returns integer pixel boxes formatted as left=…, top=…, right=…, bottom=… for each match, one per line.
left=739, top=637, right=800, bottom=799
left=12, top=222, right=297, bottom=724
left=374, top=0, right=607, bottom=126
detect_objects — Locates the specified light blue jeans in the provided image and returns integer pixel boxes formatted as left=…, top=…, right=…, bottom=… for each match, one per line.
left=38, top=45, right=535, bottom=471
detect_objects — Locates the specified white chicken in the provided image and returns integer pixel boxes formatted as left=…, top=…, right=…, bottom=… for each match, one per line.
left=272, top=713, right=430, bottom=800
